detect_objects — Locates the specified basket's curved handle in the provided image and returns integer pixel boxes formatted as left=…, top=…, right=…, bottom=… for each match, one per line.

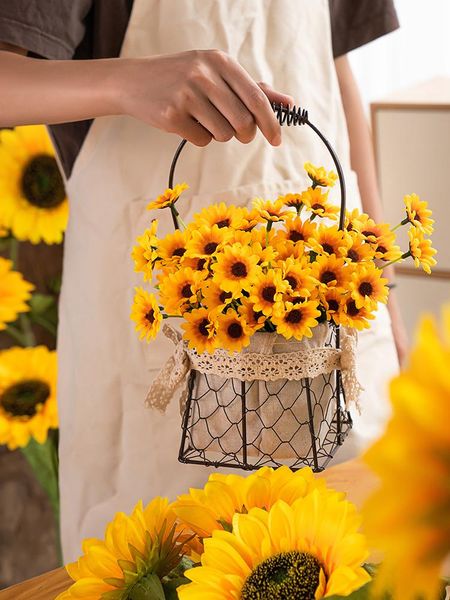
left=168, top=103, right=346, bottom=229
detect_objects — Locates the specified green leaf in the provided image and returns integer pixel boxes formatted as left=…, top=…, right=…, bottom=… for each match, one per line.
left=21, top=431, right=59, bottom=519
left=128, top=573, right=165, bottom=600
left=29, top=293, right=56, bottom=315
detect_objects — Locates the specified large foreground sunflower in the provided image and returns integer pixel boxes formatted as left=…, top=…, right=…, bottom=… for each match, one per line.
left=0, top=125, right=68, bottom=244
left=0, top=257, right=34, bottom=330
left=178, top=490, right=370, bottom=599
left=0, top=346, right=57, bottom=450
left=57, top=497, right=189, bottom=600
left=364, top=308, right=450, bottom=600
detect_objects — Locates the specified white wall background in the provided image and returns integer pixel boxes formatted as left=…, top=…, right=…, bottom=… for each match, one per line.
left=349, top=0, right=450, bottom=107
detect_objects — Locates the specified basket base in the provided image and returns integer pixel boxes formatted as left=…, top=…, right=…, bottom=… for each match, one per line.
left=178, top=370, right=352, bottom=473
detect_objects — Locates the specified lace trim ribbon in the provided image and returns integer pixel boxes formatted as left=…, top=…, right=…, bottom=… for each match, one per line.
left=145, top=324, right=363, bottom=414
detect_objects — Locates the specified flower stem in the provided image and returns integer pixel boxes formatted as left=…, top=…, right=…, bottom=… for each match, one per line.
left=4, top=324, right=27, bottom=346
left=391, top=218, right=408, bottom=232
left=9, top=237, right=19, bottom=268
left=381, top=252, right=410, bottom=269
left=19, top=313, right=36, bottom=347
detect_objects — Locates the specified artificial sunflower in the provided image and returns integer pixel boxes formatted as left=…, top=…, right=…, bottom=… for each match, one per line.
left=146, top=182, right=189, bottom=211
left=248, top=271, right=288, bottom=317
left=279, top=257, right=317, bottom=299
left=185, top=224, right=231, bottom=259
left=238, top=299, right=266, bottom=331
left=344, top=231, right=376, bottom=264
left=211, top=244, right=261, bottom=294
left=344, top=208, right=371, bottom=233
left=308, top=224, right=352, bottom=257
left=216, top=312, right=253, bottom=354
left=159, top=267, right=205, bottom=315
left=341, top=298, right=375, bottom=331
left=172, top=465, right=327, bottom=542
left=275, top=216, right=318, bottom=245
left=304, top=161, right=338, bottom=188
left=279, top=192, right=303, bottom=212
left=178, top=490, right=370, bottom=600
left=193, top=202, right=245, bottom=230
left=58, top=496, right=189, bottom=600
left=364, top=309, right=450, bottom=600
left=240, top=206, right=264, bottom=231
left=311, top=254, right=349, bottom=289
left=319, top=287, right=347, bottom=325
left=404, top=193, right=434, bottom=234
left=271, top=300, right=321, bottom=340
left=0, top=257, right=34, bottom=330
left=408, top=227, right=437, bottom=274
left=252, top=198, right=290, bottom=223
left=0, top=346, right=58, bottom=450
left=0, top=125, right=68, bottom=244
left=182, top=307, right=219, bottom=354
left=131, top=220, right=159, bottom=282
left=202, top=280, right=237, bottom=312
left=130, top=287, right=162, bottom=341
left=349, top=263, right=389, bottom=310
left=301, top=187, right=339, bottom=220
left=157, top=229, right=189, bottom=265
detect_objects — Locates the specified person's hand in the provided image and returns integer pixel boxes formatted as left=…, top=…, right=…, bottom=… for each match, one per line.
left=115, top=49, right=294, bottom=146
left=387, top=290, right=409, bottom=367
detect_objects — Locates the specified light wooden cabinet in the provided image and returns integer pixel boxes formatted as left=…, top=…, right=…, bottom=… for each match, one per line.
left=371, top=77, right=450, bottom=336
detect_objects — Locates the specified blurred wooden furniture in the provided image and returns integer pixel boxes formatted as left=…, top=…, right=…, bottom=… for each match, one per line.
left=0, top=459, right=377, bottom=599
left=371, top=77, right=450, bottom=336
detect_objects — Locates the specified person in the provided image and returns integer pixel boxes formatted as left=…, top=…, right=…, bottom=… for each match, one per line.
left=0, top=0, right=404, bottom=562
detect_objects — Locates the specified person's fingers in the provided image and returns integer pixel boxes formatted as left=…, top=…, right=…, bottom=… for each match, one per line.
left=207, top=79, right=257, bottom=144
left=258, top=82, right=295, bottom=108
left=190, top=94, right=235, bottom=142
left=216, top=55, right=282, bottom=146
left=175, top=117, right=213, bottom=146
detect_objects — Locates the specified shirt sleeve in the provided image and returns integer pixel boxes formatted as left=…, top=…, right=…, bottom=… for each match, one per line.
left=0, top=1, right=92, bottom=59
left=329, top=0, right=400, bottom=58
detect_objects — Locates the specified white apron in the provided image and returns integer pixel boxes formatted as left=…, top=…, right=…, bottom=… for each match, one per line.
left=58, top=0, right=398, bottom=561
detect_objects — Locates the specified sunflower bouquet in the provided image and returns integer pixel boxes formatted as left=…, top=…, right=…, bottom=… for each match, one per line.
left=131, top=165, right=436, bottom=353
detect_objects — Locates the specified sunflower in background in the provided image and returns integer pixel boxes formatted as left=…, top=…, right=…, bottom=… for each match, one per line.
left=0, top=257, right=34, bottom=331
left=0, top=126, right=68, bottom=244
left=364, top=307, right=450, bottom=600
left=0, top=346, right=58, bottom=450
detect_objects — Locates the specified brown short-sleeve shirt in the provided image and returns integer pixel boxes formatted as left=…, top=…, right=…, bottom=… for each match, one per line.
left=0, top=0, right=399, bottom=177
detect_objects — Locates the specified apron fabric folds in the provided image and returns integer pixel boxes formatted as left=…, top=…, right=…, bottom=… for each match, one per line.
left=58, top=0, right=398, bottom=561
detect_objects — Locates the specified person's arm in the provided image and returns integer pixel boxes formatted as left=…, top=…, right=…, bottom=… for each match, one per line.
left=335, top=54, right=408, bottom=365
left=0, top=45, right=293, bottom=147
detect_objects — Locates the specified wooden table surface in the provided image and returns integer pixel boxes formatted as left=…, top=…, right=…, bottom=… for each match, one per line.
left=0, top=459, right=378, bottom=600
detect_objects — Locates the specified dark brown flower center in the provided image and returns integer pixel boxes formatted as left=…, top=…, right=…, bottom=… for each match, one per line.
left=196, top=258, right=207, bottom=270
left=21, top=154, right=66, bottom=209
left=311, top=203, right=323, bottom=211
left=262, top=285, right=276, bottom=303
left=145, top=309, right=155, bottom=323
left=219, top=291, right=232, bottom=304
left=198, top=318, right=210, bottom=337
left=231, top=261, right=248, bottom=278
left=377, top=245, right=387, bottom=254
left=216, top=218, right=230, bottom=228
left=204, top=241, right=218, bottom=255
left=181, top=283, right=193, bottom=298
left=172, top=247, right=186, bottom=257
left=228, top=322, right=243, bottom=339
left=347, top=249, right=359, bottom=262
left=286, top=309, right=302, bottom=324
left=289, top=231, right=303, bottom=242
left=362, top=230, right=376, bottom=238
left=241, top=551, right=321, bottom=600
left=322, top=243, right=334, bottom=254
left=286, top=276, right=298, bottom=290
left=327, top=299, right=339, bottom=312
left=359, top=282, right=373, bottom=297
left=320, top=270, right=336, bottom=285
left=0, top=380, right=50, bottom=418
left=347, top=300, right=360, bottom=317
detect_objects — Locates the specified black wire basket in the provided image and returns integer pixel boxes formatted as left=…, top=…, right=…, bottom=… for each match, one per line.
left=170, top=104, right=353, bottom=473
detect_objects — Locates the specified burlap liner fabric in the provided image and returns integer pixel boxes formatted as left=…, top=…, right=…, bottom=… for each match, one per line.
left=145, top=323, right=363, bottom=415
